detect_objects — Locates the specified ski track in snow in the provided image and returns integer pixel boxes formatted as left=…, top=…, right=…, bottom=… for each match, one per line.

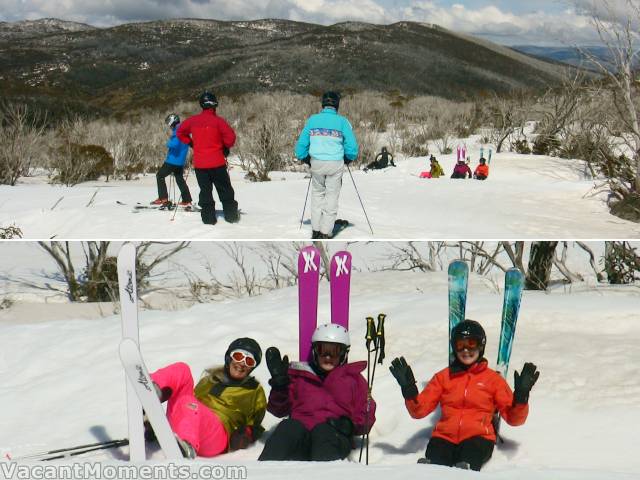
left=1, top=269, right=639, bottom=480
left=1, top=153, right=639, bottom=239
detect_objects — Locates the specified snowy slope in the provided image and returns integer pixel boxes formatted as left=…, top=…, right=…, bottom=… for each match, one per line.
left=1, top=267, right=639, bottom=480
left=1, top=151, right=638, bottom=239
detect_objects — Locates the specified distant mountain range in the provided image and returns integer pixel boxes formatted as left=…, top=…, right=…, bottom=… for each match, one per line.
left=0, top=18, right=575, bottom=115
left=512, top=45, right=614, bottom=71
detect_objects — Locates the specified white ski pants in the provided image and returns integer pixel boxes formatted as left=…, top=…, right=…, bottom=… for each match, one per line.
left=310, top=159, right=345, bottom=235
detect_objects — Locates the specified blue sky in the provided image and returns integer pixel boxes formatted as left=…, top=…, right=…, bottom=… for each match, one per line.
left=0, top=0, right=614, bottom=46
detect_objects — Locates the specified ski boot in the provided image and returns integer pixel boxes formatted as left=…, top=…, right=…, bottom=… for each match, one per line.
left=143, top=412, right=157, bottom=442
left=150, top=198, right=170, bottom=206
left=175, top=436, right=196, bottom=459
left=142, top=382, right=168, bottom=442
left=224, top=212, right=240, bottom=223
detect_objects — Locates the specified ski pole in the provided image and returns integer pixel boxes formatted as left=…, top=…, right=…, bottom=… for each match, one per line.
left=376, top=313, right=386, bottom=365
left=171, top=162, right=193, bottom=222
left=42, top=441, right=129, bottom=461
left=299, top=175, right=312, bottom=230
left=172, top=175, right=176, bottom=205
left=369, top=313, right=386, bottom=392
left=170, top=170, right=181, bottom=222
left=170, top=172, right=179, bottom=222
left=8, top=439, right=129, bottom=461
left=365, top=313, right=386, bottom=465
left=359, top=317, right=376, bottom=463
left=346, top=165, right=374, bottom=236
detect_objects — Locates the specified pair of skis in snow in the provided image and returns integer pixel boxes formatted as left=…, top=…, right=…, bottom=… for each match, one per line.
left=117, top=244, right=183, bottom=460
left=479, top=147, right=493, bottom=164
left=297, top=246, right=352, bottom=361
left=458, top=145, right=494, bottom=164
left=447, top=259, right=524, bottom=438
left=118, top=244, right=354, bottom=460
left=447, top=259, right=524, bottom=376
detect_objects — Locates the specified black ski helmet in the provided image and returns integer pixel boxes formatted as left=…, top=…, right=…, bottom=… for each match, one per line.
left=199, top=91, right=218, bottom=109
left=451, top=319, right=486, bottom=356
left=225, top=337, right=262, bottom=367
left=165, top=113, right=180, bottom=129
left=321, top=91, right=341, bottom=110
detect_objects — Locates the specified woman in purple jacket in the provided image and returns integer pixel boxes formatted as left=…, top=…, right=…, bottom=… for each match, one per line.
left=258, top=324, right=375, bottom=461
left=451, top=159, right=472, bottom=179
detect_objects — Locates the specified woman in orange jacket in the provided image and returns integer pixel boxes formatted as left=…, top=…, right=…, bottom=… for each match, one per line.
left=474, top=158, right=489, bottom=180
left=389, top=320, right=539, bottom=471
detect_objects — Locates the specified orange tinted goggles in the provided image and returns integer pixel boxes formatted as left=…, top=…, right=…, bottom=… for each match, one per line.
left=454, top=338, right=480, bottom=352
left=229, top=350, right=256, bottom=367
left=314, top=343, right=343, bottom=358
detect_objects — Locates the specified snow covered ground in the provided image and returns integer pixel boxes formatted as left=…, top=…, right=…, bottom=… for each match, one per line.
left=1, top=243, right=639, bottom=480
left=1, top=150, right=638, bottom=239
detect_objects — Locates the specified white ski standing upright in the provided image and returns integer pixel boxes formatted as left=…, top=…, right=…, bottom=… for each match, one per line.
left=119, top=338, right=183, bottom=460
left=117, top=243, right=145, bottom=461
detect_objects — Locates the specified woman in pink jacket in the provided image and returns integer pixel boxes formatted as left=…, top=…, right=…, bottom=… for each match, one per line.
left=258, top=324, right=375, bottom=461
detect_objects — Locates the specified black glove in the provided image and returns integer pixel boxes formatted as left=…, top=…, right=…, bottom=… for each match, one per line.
left=229, top=426, right=254, bottom=451
left=266, top=346, right=290, bottom=389
left=152, top=382, right=172, bottom=403
left=344, top=155, right=353, bottom=165
left=513, top=362, right=540, bottom=404
left=223, top=147, right=230, bottom=157
left=300, top=155, right=311, bottom=166
left=327, top=416, right=354, bottom=437
left=389, top=356, right=418, bottom=399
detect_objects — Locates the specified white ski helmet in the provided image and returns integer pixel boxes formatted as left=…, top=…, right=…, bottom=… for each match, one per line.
left=311, top=323, right=350, bottom=366
left=311, top=323, right=350, bottom=346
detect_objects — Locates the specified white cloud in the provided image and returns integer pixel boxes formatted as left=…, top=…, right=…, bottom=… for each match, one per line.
left=0, top=0, right=627, bottom=45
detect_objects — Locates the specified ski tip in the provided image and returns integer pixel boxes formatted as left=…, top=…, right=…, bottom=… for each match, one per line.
left=448, top=259, right=469, bottom=272
left=119, top=337, right=139, bottom=353
left=118, top=243, right=136, bottom=258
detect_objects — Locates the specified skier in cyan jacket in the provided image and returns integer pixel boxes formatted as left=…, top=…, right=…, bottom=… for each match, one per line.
left=259, top=324, right=375, bottom=461
left=295, top=92, right=358, bottom=239
left=389, top=320, right=539, bottom=471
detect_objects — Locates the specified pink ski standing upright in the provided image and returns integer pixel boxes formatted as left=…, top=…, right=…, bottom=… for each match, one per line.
left=298, top=246, right=321, bottom=362
left=457, top=145, right=467, bottom=162
left=330, top=251, right=352, bottom=330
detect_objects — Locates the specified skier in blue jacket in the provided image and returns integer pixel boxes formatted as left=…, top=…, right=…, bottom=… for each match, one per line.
left=295, top=92, right=358, bottom=239
left=151, top=114, right=193, bottom=207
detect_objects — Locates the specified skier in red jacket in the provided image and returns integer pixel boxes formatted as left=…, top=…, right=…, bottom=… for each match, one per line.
left=389, top=320, right=539, bottom=471
left=177, top=91, right=238, bottom=225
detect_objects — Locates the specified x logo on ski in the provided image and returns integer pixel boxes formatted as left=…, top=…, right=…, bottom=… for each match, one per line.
left=125, top=271, right=135, bottom=303
left=302, top=251, right=319, bottom=273
left=334, top=255, right=350, bottom=276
